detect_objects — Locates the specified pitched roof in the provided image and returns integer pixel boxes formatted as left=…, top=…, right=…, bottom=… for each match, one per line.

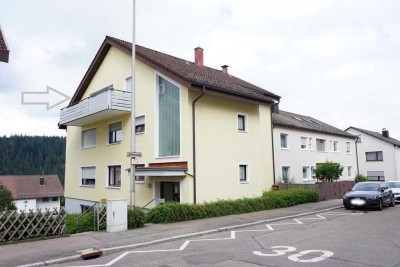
left=0, top=175, right=63, bottom=200
left=273, top=110, right=355, bottom=138
left=0, top=24, right=9, bottom=63
left=346, top=126, right=400, bottom=146
left=69, top=36, right=280, bottom=107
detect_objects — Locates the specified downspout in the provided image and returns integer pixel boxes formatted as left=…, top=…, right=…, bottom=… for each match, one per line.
left=270, top=99, right=280, bottom=185
left=192, top=85, right=206, bottom=204
left=355, top=136, right=360, bottom=175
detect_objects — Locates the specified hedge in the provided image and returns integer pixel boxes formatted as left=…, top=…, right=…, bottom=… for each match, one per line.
left=146, top=189, right=319, bottom=224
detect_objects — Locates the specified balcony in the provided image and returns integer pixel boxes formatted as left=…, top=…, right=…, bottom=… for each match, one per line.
left=60, top=86, right=131, bottom=126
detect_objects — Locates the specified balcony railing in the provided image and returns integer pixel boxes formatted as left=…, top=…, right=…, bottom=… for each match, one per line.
left=60, top=85, right=131, bottom=126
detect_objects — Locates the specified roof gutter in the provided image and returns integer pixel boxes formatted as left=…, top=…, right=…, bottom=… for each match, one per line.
left=270, top=99, right=280, bottom=185
left=192, top=85, right=206, bottom=204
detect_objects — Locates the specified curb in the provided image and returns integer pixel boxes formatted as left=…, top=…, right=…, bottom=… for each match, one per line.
left=18, top=205, right=342, bottom=267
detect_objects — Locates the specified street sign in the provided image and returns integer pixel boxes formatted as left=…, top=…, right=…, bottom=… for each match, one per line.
left=127, top=152, right=142, bottom=157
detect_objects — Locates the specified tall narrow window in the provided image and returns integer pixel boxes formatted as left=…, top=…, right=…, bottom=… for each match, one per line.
left=239, top=164, right=248, bottom=183
left=81, top=167, right=96, bottom=186
left=158, top=75, right=180, bottom=157
left=302, top=166, right=310, bottom=180
left=301, top=137, right=307, bottom=149
left=81, top=128, right=96, bottom=149
left=348, top=166, right=353, bottom=178
left=330, top=140, right=339, bottom=152
left=125, top=76, right=132, bottom=92
left=237, top=114, right=248, bottom=132
left=108, top=122, right=122, bottom=144
left=135, top=164, right=145, bottom=183
left=308, top=138, right=313, bottom=150
left=108, top=165, right=121, bottom=187
left=280, top=133, right=288, bottom=149
left=135, top=115, right=145, bottom=134
left=346, top=142, right=351, bottom=153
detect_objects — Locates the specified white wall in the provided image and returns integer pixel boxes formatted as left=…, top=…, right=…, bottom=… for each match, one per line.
left=65, top=197, right=97, bottom=214
left=36, top=197, right=61, bottom=211
left=274, top=127, right=357, bottom=184
left=346, top=128, right=399, bottom=180
left=15, top=199, right=36, bottom=213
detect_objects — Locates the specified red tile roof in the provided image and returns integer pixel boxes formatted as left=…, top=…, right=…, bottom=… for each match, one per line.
left=0, top=175, right=63, bottom=200
left=69, top=36, right=280, bottom=107
left=0, top=25, right=9, bottom=63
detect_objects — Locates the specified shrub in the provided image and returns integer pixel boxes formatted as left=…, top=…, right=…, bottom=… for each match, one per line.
left=355, top=174, right=368, bottom=183
left=66, top=212, right=99, bottom=234
left=313, top=161, right=344, bottom=182
left=0, top=183, right=17, bottom=211
left=128, top=208, right=145, bottom=229
left=146, top=189, right=319, bottom=224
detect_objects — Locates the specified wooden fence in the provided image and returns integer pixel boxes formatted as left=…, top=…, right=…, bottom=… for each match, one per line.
left=279, top=181, right=355, bottom=201
left=0, top=207, right=66, bottom=242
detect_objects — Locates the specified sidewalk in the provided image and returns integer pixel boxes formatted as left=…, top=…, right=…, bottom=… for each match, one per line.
left=1, top=199, right=342, bottom=267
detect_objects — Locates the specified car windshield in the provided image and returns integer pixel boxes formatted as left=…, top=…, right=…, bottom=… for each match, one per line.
left=387, top=182, right=400, bottom=188
left=352, top=183, right=379, bottom=191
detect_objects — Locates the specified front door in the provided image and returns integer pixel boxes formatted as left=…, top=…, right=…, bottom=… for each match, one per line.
left=160, top=182, right=180, bottom=202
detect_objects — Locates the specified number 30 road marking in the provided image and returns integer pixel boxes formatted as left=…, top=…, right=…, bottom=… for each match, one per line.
left=254, top=246, right=334, bottom=263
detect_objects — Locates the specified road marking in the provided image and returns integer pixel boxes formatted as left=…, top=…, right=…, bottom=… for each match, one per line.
left=64, top=211, right=361, bottom=267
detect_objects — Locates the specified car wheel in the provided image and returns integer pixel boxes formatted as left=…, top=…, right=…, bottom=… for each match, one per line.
left=390, top=196, right=395, bottom=207
left=344, top=205, right=351, bottom=210
left=378, top=199, right=383, bottom=211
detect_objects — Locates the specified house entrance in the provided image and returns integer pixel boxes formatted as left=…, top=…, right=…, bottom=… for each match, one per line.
left=160, top=182, right=180, bottom=203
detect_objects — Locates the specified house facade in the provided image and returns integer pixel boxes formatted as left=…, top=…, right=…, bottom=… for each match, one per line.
left=0, top=175, right=64, bottom=212
left=345, top=127, right=400, bottom=181
left=0, top=24, right=9, bottom=63
left=60, top=36, right=280, bottom=213
left=273, top=110, right=357, bottom=184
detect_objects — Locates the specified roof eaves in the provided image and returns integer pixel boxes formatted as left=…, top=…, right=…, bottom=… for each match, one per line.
left=274, top=122, right=357, bottom=139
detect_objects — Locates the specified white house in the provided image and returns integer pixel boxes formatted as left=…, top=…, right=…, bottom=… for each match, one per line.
left=273, top=110, right=358, bottom=184
left=345, top=127, right=400, bottom=181
left=0, top=175, right=64, bottom=212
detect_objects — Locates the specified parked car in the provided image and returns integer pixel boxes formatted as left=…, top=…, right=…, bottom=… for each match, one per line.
left=343, top=182, right=395, bottom=210
left=387, top=181, right=400, bottom=204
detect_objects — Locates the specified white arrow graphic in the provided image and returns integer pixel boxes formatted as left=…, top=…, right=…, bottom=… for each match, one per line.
left=21, top=86, right=71, bottom=110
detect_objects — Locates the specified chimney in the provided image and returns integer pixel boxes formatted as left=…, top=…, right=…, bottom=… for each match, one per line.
left=382, top=128, right=389, bottom=138
left=39, top=176, right=45, bottom=186
left=194, top=47, right=203, bottom=67
left=221, top=65, right=229, bottom=74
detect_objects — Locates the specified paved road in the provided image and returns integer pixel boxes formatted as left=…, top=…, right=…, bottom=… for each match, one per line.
left=52, top=206, right=400, bottom=267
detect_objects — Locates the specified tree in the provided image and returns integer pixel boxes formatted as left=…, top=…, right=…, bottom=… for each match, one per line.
left=0, top=183, right=17, bottom=211
left=313, top=161, right=344, bottom=182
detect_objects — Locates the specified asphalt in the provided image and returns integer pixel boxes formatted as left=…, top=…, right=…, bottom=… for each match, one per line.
left=0, top=199, right=343, bottom=267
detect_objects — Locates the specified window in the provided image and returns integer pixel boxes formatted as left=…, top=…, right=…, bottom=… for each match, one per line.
left=366, top=151, right=383, bottom=161
left=367, top=171, right=385, bottom=181
left=311, top=166, right=315, bottom=178
left=281, top=166, right=290, bottom=183
left=52, top=197, right=58, bottom=202
left=135, top=115, right=145, bottom=134
left=348, top=166, right=353, bottom=178
left=158, top=75, right=180, bottom=157
left=301, top=137, right=313, bottom=150
left=108, top=165, right=121, bottom=187
left=280, top=133, right=289, bottom=149
left=42, top=197, right=49, bottom=202
left=81, top=205, right=91, bottom=214
left=316, top=139, right=326, bottom=152
left=302, top=166, right=310, bottom=180
left=237, top=114, right=248, bottom=132
left=81, top=166, right=96, bottom=186
left=239, top=164, right=249, bottom=183
left=135, top=164, right=145, bottom=183
left=81, top=128, right=96, bottom=149
left=330, top=140, right=339, bottom=152
left=125, top=76, right=132, bottom=92
left=108, top=122, right=122, bottom=144
left=356, top=135, right=362, bottom=143
left=346, top=142, right=351, bottom=153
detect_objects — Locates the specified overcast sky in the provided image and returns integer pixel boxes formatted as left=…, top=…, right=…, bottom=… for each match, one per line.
left=0, top=0, right=399, bottom=139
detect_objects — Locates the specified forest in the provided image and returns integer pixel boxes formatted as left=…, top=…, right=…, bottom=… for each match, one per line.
left=0, top=135, right=66, bottom=185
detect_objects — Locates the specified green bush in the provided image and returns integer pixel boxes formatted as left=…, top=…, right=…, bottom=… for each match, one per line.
left=66, top=211, right=104, bottom=234
left=128, top=208, right=145, bottom=229
left=313, top=161, right=344, bottom=182
left=355, top=174, right=368, bottom=183
left=146, top=189, right=319, bottom=224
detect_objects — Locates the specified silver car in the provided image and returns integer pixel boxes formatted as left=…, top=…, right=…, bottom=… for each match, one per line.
left=387, top=181, right=400, bottom=203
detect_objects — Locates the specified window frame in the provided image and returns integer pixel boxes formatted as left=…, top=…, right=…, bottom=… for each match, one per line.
left=300, top=136, right=313, bottom=150
left=135, top=164, right=145, bottom=183
left=280, top=133, right=289, bottom=149
left=237, top=113, right=248, bottom=133
left=302, top=166, right=313, bottom=181
left=366, top=151, right=383, bottom=162
left=155, top=72, right=182, bottom=158
left=135, top=115, right=146, bottom=135
left=330, top=140, right=339, bottom=152
left=316, top=138, right=327, bottom=152
left=107, top=121, right=122, bottom=145
left=81, top=166, right=96, bottom=187
left=348, top=166, right=353, bottom=178
left=239, top=164, right=250, bottom=184
left=281, top=166, right=290, bottom=180
left=81, top=128, right=97, bottom=149
left=107, top=165, right=122, bottom=188
left=346, top=142, right=351, bottom=154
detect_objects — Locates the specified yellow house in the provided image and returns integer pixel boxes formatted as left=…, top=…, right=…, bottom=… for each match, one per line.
left=59, top=36, right=280, bottom=213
